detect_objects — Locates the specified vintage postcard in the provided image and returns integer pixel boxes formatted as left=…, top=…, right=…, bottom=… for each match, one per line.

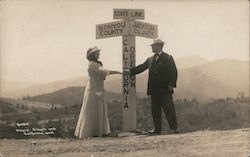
left=0, top=0, right=249, bottom=157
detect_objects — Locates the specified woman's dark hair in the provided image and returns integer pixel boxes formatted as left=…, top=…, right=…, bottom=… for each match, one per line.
left=87, top=52, right=103, bottom=66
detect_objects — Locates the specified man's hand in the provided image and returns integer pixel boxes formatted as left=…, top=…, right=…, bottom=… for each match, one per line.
left=123, top=69, right=131, bottom=75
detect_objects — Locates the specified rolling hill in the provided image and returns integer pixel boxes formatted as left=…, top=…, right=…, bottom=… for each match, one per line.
left=1, top=84, right=250, bottom=139
left=6, top=89, right=250, bottom=135
left=0, top=99, right=17, bottom=114
left=22, top=86, right=122, bottom=107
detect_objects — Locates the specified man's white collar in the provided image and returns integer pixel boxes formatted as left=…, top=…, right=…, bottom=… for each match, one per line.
left=158, top=51, right=163, bottom=55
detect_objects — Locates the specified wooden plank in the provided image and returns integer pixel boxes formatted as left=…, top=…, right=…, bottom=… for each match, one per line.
left=96, top=21, right=128, bottom=39
left=122, top=35, right=136, bottom=131
left=131, top=21, right=158, bottom=39
left=113, top=9, right=145, bottom=20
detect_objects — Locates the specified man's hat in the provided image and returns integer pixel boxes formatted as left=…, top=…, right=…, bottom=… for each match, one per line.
left=150, top=39, right=165, bottom=46
left=87, top=46, right=101, bottom=57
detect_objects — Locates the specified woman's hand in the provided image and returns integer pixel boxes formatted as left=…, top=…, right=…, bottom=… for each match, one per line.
left=109, top=70, right=122, bottom=75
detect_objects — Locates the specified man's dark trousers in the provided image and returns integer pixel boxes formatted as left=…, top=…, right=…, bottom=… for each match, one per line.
left=151, top=92, right=178, bottom=134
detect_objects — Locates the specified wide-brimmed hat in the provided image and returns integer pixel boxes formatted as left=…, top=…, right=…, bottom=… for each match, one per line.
left=87, top=46, right=101, bottom=57
left=150, top=39, right=165, bottom=46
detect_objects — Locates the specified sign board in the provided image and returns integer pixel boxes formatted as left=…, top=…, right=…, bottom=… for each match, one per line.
left=113, top=9, right=145, bottom=20
left=96, top=20, right=157, bottom=39
left=96, top=21, right=127, bottom=39
left=131, top=21, right=158, bottom=39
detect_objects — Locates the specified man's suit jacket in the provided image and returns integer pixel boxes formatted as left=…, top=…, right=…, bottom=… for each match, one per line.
left=130, top=52, right=178, bottom=95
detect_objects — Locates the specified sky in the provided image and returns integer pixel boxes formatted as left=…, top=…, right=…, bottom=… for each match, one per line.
left=0, top=0, right=249, bottom=83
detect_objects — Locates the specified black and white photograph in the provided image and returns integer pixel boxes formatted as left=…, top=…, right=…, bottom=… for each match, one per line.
left=0, top=0, right=249, bottom=156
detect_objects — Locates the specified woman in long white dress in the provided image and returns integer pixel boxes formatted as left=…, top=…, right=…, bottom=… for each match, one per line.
left=74, top=46, right=122, bottom=139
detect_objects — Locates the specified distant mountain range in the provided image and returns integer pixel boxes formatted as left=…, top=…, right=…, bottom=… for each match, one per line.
left=175, top=55, right=209, bottom=68
left=1, top=56, right=249, bottom=101
left=1, top=77, right=88, bottom=98
left=0, top=80, right=37, bottom=94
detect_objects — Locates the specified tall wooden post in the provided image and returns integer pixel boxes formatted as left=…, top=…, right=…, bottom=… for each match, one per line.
left=122, top=35, right=136, bottom=131
left=96, top=8, right=158, bottom=131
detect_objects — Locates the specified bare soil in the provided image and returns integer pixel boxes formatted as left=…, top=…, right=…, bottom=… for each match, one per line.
left=0, top=128, right=249, bottom=157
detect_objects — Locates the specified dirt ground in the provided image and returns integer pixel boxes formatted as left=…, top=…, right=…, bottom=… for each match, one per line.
left=0, top=128, right=249, bottom=157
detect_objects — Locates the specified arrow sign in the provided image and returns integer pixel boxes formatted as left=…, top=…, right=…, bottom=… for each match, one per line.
left=96, top=21, right=127, bottom=39
left=113, top=9, right=145, bottom=20
left=131, top=21, right=158, bottom=39
left=96, top=20, right=157, bottom=39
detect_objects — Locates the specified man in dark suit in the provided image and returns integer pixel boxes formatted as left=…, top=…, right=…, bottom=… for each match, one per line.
left=128, top=39, right=179, bottom=135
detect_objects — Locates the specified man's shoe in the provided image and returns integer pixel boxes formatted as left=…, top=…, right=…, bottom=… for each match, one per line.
left=148, top=130, right=161, bottom=135
left=169, top=129, right=180, bottom=134
left=174, top=129, right=180, bottom=134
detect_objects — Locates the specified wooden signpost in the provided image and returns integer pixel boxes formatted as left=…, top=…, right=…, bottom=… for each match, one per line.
left=96, top=9, right=158, bottom=131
